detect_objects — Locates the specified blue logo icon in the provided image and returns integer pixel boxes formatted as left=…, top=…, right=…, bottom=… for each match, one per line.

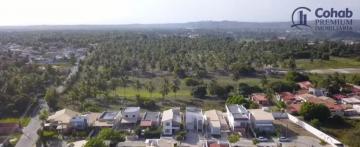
left=291, top=7, right=311, bottom=29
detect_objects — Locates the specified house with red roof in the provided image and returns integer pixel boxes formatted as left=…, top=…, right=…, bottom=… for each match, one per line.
left=297, top=81, right=313, bottom=90
left=296, top=94, right=345, bottom=116
left=251, top=93, right=270, bottom=106
left=276, top=92, right=296, bottom=104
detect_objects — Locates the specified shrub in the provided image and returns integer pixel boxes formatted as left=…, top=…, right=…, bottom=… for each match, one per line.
left=228, top=133, right=240, bottom=143
left=191, top=85, right=207, bottom=98
left=310, top=119, right=321, bottom=128
left=184, top=77, right=200, bottom=86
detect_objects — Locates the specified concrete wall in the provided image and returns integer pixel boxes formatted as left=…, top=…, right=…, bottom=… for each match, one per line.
left=287, top=113, right=343, bottom=147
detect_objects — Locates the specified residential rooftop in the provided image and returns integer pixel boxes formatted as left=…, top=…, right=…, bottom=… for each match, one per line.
left=123, top=107, right=140, bottom=113
left=248, top=109, right=274, bottom=121
left=143, top=112, right=161, bottom=122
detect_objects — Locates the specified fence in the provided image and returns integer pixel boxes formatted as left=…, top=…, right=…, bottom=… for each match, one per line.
left=287, top=113, right=343, bottom=147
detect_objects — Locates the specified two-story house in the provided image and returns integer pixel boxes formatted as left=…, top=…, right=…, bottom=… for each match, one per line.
left=185, top=107, right=204, bottom=132
left=121, top=107, right=141, bottom=125
left=161, top=107, right=182, bottom=135
left=225, top=104, right=250, bottom=132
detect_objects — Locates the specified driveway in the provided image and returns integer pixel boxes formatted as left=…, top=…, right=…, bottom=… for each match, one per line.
left=16, top=99, right=49, bottom=147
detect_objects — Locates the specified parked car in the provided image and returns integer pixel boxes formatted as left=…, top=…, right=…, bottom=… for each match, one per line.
left=257, top=136, right=268, bottom=142
left=279, top=136, right=290, bottom=142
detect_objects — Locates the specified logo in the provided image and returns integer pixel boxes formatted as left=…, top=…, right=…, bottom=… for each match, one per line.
left=291, top=7, right=353, bottom=31
left=291, top=7, right=311, bottom=29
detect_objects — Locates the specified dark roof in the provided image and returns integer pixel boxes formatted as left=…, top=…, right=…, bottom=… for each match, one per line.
left=143, top=112, right=160, bottom=122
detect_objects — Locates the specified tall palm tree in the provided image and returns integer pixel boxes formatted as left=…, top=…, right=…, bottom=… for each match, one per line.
left=145, top=81, right=155, bottom=98
left=160, top=78, right=170, bottom=100
left=171, top=79, right=180, bottom=98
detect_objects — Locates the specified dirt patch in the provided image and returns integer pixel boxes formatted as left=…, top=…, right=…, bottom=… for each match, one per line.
left=273, top=119, right=316, bottom=138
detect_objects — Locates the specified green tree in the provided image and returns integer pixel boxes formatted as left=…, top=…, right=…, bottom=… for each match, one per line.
left=191, top=85, right=207, bottom=98
left=228, top=133, right=240, bottom=143
left=134, top=80, right=142, bottom=95
left=300, top=102, right=331, bottom=122
left=160, top=78, right=170, bottom=99
left=44, top=87, right=57, bottom=109
left=84, top=137, right=106, bottom=147
left=171, top=79, right=180, bottom=98
left=97, top=128, right=126, bottom=145
left=145, top=81, right=155, bottom=98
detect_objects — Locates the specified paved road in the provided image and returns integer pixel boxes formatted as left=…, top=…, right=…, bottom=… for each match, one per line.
left=16, top=99, right=48, bottom=147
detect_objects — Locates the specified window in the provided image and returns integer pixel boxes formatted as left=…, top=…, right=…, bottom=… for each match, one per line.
left=125, top=115, right=128, bottom=118
left=165, top=129, right=171, bottom=133
left=133, top=115, right=135, bottom=118
left=166, top=122, right=170, bottom=126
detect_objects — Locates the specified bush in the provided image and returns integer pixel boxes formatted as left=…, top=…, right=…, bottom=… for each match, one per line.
left=85, top=137, right=106, bottom=147
left=144, top=127, right=162, bottom=139
left=184, top=77, right=200, bottom=86
left=175, top=131, right=186, bottom=141
left=300, top=102, right=330, bottom=122
left=191, top=85, right=207, bottom=98
left=228, top=133, right=240, bottom=143
left=98, top=128, right=126, bottom=144
left=285, top=71, right=309, bottom=82
left=252, top=138, right=259, bottom=145
left=310, top=119, right=321, bottom=128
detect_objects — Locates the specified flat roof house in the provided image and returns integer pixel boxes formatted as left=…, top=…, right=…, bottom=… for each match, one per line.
left=185, top=107, right=204, bottom=132
left=93, top=111, right=121, bottom=128
left=204, top=110, right=229, bottom=136
left=161, top=107, right=181, bottom=135
left=248, top=109, right=275, bottom=133
left=251, top=93, right=270, bottom=106
left=225, top=104, right=250, bottom=133
left=140, top=112, right=161, bottom=128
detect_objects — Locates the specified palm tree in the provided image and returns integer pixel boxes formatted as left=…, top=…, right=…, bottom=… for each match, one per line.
left=119, top=76, right=128, bottom=97
left=160, top=78, right=170, bottom=100
left=134, top=80, right=142, bottom=95
left=145, top=81, right=155, bottom=98
left=260, top=75, right=268, bottom=88
left=171, top=79, right=180, bottom=98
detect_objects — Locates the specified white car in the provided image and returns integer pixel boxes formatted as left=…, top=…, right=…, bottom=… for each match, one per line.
left=257, top=136, right=268, bottom=142
left=279, top=136, right=290, bottom=142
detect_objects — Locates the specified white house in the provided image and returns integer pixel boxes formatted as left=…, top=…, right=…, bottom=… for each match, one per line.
left=248, top=109, right=275, bottom=132
left=121, top=107, right=141, bottom=124
left=225, top=104, right=250, bottom=132
left=185, top=107, right=204, bottom=132
left=161, top=107, right=182, bottom=135
left=204, top=110, right=229, bottom=136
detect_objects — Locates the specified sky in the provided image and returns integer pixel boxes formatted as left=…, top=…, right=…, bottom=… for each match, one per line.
left=0, top=0, right=359, bottom=26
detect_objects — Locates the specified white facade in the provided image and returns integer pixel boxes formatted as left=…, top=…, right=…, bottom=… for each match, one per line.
left=161, top=108, right=181, bottom=135
left=121, top=107, right=140, bottom=124
left=248, top=109, right=275, bottom=132
left=185, top=107, right=204, bottom=132
left=225, top=104, right=250, bottom=131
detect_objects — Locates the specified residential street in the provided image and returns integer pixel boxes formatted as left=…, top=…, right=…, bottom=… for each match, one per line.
left=15, top=99, right=49, bottom=147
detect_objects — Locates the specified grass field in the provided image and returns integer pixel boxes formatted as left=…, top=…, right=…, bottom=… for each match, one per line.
left=0, top=117, right=31, bottom=126
left=109, top=75, right=281, bottom=100
left=297, top=57, right=360, bottom=70
left=321, top=118, right=360, bottom=146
